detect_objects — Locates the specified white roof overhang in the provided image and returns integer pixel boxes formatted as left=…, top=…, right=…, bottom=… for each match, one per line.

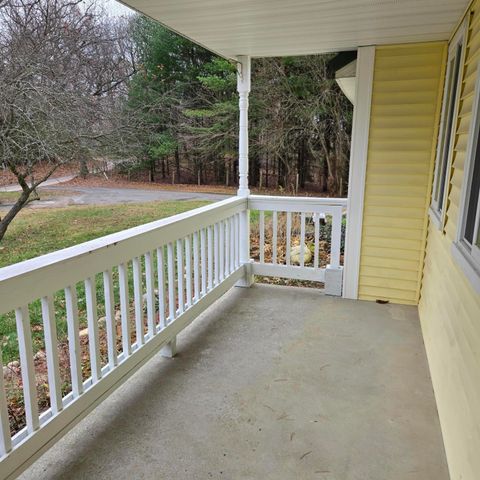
left=119, top=0, right=469, bottom=59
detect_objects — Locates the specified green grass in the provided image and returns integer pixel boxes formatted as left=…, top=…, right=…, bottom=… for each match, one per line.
left=0, top=200, right=210, bottom=363
left=0, top=200, right=210, bottom=267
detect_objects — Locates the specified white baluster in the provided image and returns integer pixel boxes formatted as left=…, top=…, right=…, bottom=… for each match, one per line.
left=225, top=218, right=230, bottom=276
left=193, top=232, right=200, bottom=302
left=167, top=243, right=175, bottom=323
left=214, top=223, right=219, bottom=286
left=200, top=228, right=207, bottom=296
left=272, top=211, right=278, bottom=264
left=102, top=271, right=117, bottom=370
left=41, top=296, right=62, bottom=412
left=145, top=252, right=156, bottom=337
left=0, top=348, right=12, bottom=456
left=157, top=247, right=166, bottom=329
left=15, top=306, right=39, bottom=433
left=300, top=212, right=306, bottom=268
left=259, top=210, right=265, bottom=263
left=65, top=286, right=83, bottom=396
left=207, top=226, right=213, bottom=291
left=118, top=263, right=131, bottom=356
left=133, top=257, right=144, bottom=345
left=85, top=277, right=101, bottom=381
left=185, top=235, right=192, bottom=308
left=314, top=213, right=320, bottom=270
left=176, top=239, right=184, bottom=314
left=286, top=212, right=292, bottom=266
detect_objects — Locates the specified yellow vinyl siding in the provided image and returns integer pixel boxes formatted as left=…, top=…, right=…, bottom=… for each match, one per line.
left=358, top=43, right=446, bottom=305
left=419, top=2, right=480, bottom=479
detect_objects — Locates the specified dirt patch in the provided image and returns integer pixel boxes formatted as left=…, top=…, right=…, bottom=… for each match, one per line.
left=62, top=172, right=333, bottom=198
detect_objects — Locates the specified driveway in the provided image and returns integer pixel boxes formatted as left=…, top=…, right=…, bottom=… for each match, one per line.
left=43, top=185, right=231, bottom=205
left=0, top=175, right=76, bottom=192
left=0, top=184, right=231, bottom=210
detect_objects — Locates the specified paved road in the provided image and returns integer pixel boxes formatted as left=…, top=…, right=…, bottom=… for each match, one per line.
left=0, top=184, right=231, bottom=210
left=0, top=175, right=76, bottom=192
left=44, top=185, right=231, bottom=205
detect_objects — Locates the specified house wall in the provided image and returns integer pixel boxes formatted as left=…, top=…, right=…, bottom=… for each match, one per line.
left=419, top=2, right=480, bottom=479
left=358, top=43, right=446, bottom=304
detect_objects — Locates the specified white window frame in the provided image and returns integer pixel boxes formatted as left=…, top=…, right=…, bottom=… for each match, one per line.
left=430, top=20, right=467, bottom=229
left=452, top=61, right=480, bottom=294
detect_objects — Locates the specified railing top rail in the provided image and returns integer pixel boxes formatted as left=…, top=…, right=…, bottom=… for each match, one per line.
left=0, top=196, right=246, bottom=314
left=248, top=194, right=347, bottom=207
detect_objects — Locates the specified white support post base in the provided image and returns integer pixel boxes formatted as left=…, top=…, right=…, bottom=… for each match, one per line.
left=160, top=337, right=177, bottom=358
left=236, top=260, right=254, bottom=288
left=325, top=265, right=343, bottom=296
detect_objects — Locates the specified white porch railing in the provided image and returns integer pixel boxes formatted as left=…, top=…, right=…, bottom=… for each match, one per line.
left=249, top=195, right=347, bottom=295
left=0, top=194, right=346, bottom=479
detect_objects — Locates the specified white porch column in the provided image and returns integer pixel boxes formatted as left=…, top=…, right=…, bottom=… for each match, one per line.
left=237, top=55, right=251, bottom=197
left=236, top=55, right=254, bottom=287
left=342, top=46, right=375, bottom=299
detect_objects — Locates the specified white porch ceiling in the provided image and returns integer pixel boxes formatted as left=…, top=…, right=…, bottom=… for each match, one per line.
left=119, top=0, right=469, bottom=59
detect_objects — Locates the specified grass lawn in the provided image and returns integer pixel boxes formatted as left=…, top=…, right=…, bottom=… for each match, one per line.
left=0, top=201, right=210, bottom=361
left=0, top=200, right=210, bottom=267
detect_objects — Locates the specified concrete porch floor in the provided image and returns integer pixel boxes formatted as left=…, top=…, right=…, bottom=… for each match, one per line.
left=20, top=284, right=449, bottom=480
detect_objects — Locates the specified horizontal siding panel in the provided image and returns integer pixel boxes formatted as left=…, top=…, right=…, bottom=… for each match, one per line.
left=365, top=194, right=429, bottom=208
left=369, top=127, right=435, bottom=140
left=372, top=91, right=438, bottom=105
left=360, top=254, right=420, bottom=272
left=359, top=294, right=417, bottom=305
left=373, top=64, right=445, bottom=82
left=361, top=236, right=423, bottom=251
left=373, top=103, right=437, bottom=116
left=360, top=275, right=418, bottom=292
left=368, top=139, right=434, bottom=151
left=365, top=184, right=428, bottom=197
left=359, top=42, right=445, bottom=305
left=364, top=205, right=427, bottom=219
left=370, top=114, right=439, bottom=129
left=363, top=225, right=426, bottom=242
left=366, top=173, right=430, bottom=186
left=366, top=161, right=431, bottom=173
left=359, top=285, right=418, bottom=302
left=360, top=265, right=420, bottom=281
left=376, top=52, right=445, bottom=69
left=362, top=215, right=425, bottom=230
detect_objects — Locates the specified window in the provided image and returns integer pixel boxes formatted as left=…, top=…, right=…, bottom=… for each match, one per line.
left=453, top=62, right=480, bottom=294
left=430, top=24, right=466, bottom=227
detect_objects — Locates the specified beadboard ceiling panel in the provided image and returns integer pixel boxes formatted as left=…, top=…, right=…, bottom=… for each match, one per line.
left=119, top=0, right=469, bottom=58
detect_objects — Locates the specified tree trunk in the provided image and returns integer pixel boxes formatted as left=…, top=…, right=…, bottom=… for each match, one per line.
left=175, top=147, right=181, bottom=183
left=79, top=158, right=89, bottom=178
left=149, top=158, right=155, bottom=183
left=0, top=190, right=31, bottom=242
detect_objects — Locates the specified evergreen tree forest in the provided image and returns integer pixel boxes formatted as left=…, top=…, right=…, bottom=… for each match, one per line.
left=124, top=16, right=353, bottom=197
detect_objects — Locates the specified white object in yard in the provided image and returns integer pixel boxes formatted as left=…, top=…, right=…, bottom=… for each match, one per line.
left=290, top=244, right=312, bottom=265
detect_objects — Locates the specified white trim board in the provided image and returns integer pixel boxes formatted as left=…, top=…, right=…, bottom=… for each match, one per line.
left=343, top=46, right=375, bottom=300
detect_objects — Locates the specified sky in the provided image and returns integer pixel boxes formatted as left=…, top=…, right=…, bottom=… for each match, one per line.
left=103, top=0, right=134, bottom=17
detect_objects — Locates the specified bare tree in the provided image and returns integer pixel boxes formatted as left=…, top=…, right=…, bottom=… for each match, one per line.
left=0, top=0, right=135, bottom=241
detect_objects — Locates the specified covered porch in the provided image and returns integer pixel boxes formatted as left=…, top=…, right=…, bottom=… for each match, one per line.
left=18, top=284, right=448, bottom=480
left=2, top=0, right=478, bottom=478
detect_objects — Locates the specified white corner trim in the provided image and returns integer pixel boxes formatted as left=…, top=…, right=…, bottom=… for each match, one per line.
left=428, top=206, right=443, bottom=230
left=430, top=17, right=467, bottom=230
left=343, top=46, right=375, bottom=300
left=451, top=242, right=480, bottom=295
